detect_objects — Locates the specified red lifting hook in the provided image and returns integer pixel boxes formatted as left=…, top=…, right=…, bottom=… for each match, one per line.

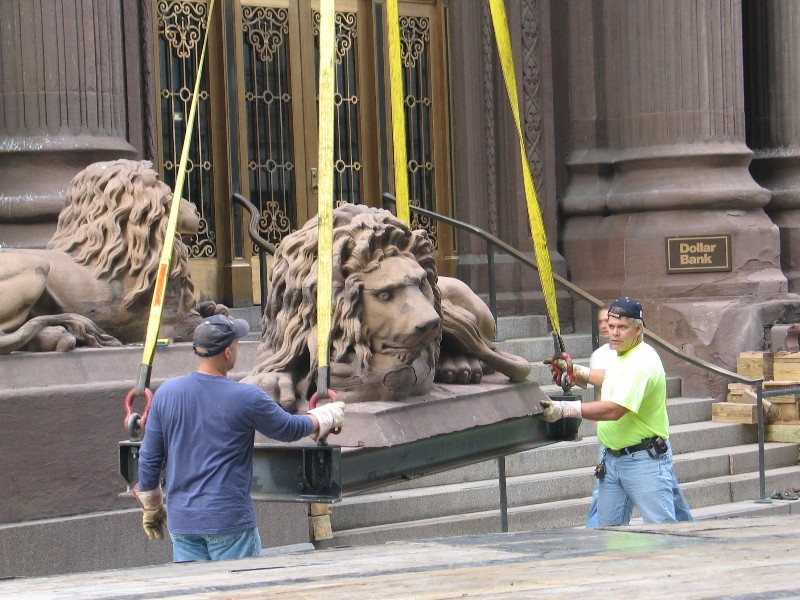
left=308, top=389, right=342, bottom=437
left=124, top=387, right=153, bottom=441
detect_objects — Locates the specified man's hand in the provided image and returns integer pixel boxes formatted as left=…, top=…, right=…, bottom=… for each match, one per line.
left=540, top=399, right=582, bottom=422
left=132, top=486, right=167, bottom=540
left=308, top=400, right=345, bottom=441
left=544, top=358, right=591, bottom=389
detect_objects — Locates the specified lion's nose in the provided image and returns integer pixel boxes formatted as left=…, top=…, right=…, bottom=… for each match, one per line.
left=416, top=314, right=438, bottom=335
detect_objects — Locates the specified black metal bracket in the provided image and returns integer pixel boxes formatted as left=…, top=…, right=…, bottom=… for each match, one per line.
left=118, top=441, right=342, bottom=503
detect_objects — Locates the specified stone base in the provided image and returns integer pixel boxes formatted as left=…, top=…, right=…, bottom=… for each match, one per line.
left=563, top=209, right=787, bottom=300
left=643, top=297, right=800, bottom=399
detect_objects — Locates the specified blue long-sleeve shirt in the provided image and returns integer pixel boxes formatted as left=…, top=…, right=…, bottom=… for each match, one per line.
left=138, top=372, right=313, bottom=534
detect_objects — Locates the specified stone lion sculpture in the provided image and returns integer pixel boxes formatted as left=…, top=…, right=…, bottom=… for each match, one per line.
left=242, top=203, right=531, bottom=409
left=0, top=159, right=221, bottom=353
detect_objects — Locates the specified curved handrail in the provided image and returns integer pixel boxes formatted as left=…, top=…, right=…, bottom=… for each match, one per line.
left=232, top=193, right=277, bottom=256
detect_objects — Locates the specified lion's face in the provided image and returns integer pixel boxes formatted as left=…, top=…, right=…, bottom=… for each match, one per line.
left=359, top=254, right=439, bottom=364
left=250, top=203, right=443, bottom=404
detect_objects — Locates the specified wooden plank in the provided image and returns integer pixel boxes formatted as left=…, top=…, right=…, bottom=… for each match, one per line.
left=763, top=380, right=800, bottom=403
left=711, top=402, right=758, bottom=424
left=773, top=353, right=800, bottom=381
left=766, top=421, right=800, bottom=443
left=736, top=351, right=773, bottom=379
left=739, top=389, right=780, bottom=421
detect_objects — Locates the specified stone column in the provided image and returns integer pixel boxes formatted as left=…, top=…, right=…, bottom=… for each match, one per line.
left=0, top=0, right=136, bottom=248
left=560, top=0, right=799, bottom=396
left=746, top=0, right=800, bottom=293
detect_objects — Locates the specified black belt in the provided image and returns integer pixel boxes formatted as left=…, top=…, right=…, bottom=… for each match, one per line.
left=608, top=437, right=659, bottom=457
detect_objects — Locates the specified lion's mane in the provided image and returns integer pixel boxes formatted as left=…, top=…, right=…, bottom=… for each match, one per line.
left=253, top=204, right=442, bottom=377
left=47, top=159, right=194, bottom=312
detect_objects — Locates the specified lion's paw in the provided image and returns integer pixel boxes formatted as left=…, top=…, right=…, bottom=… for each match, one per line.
left=242, top=371, right=298, bottom=413
left=435, top=355, right=484, bottom=384
left=196, top=301, right=229, bottom=317
left=25, top=326, right=77, bottom=352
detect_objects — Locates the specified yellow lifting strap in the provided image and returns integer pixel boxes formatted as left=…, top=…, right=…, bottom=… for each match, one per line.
left=135, top=0, right=216, bottom=394
left=488, top=0, right=561, bottom=335
left=387, top=0, right=411, bottom=226
left=316, top=0, right=336, bottom=395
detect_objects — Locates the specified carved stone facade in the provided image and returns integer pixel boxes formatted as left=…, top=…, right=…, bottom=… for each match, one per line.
left=4, top=0, right=800, bottom=396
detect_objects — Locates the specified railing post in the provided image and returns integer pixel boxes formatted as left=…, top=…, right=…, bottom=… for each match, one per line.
left=487, top=241, right=498, bottom=337
left=755, top=380, right=771, bottom=503
left=498, top=456, right=508, bottom=532
left=260, top=248, right=267, bottom=315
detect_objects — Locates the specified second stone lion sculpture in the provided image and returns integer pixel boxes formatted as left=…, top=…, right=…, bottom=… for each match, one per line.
left=242, top=203, right=531, bottom=409
left=0, top=159, right=222, bottom=354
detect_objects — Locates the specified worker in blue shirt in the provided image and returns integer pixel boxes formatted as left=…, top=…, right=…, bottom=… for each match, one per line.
left=135, top=314, right=344, bottom=562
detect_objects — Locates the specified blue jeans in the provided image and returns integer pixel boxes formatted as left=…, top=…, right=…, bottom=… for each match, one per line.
left=170, top=527, right=262, bottom=562
left=586, top=443, right=692, bottom=527
left=596, top=444, right=691, bottom=526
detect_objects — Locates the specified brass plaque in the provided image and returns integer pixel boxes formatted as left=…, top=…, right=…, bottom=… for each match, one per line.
left=666, top=235, right=732, bottom=274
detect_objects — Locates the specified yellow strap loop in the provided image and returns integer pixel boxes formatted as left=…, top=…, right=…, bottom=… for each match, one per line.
left=387, top=0, right=410, bottom=226
left=316, top=0, right=336, bottom=381
left=139, top=0, right=216, bottom=383
left=489, top=0, right=560, bottom=335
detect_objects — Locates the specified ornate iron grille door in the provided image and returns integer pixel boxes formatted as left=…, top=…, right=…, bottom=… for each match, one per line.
left=156, top=0, right=216, bottom=259
left=152, top=0, right=453, bottom=301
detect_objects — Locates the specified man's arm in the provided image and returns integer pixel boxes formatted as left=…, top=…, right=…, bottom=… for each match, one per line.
left=540, top=398, right=629, bottom=422
left=580, top=399, right=628, bottom=421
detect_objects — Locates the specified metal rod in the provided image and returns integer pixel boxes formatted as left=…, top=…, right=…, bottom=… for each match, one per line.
left=756, top=380, right=768, bottom=502
left=498, top=456, right=508, bottom=533
left=487, top=241, right=497, bottom=338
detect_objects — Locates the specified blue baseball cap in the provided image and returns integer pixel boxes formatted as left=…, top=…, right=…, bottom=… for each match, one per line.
left=192, top=315, right=250, bottom=357
left=608, top=297, right=645, bottom=323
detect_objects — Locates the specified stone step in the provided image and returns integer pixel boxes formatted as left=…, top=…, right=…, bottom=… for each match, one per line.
left=494, top=314, right=550, bottom=340
left=323, top=465, right=800, bottom=548
left=330, top=440, right=798, bottom=532
left=496, top=333, right=594, bottom=365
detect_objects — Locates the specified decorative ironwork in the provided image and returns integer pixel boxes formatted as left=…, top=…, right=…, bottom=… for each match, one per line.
left=242, top=5, right=296, bottom=250
left=400, top=15, right=437, bottom=249
left=257, top=199, right=293, bottom=247
left=157, top=0, right=216, bottom=257
left=313, top=9, right=362, bottom=207
left=188, top=217, right=216, bottom=258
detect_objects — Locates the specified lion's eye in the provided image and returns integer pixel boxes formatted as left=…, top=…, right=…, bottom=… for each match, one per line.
left=375, top=290, right=393, bottom=302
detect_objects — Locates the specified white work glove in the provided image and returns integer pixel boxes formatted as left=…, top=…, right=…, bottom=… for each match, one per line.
left=308, top=400, right=345, bottom=441
left=132, top=486, right=167, bottom=540
left=540, top=399, right=583, bottom=422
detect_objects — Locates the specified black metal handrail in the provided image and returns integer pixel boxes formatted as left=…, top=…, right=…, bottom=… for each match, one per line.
left=233, top=191, right=770, bottom=502
left=232, top=193, right=275, bottom=313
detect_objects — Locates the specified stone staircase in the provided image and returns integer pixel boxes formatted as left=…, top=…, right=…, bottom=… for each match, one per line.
left=319, top=314, right=800, bottom=547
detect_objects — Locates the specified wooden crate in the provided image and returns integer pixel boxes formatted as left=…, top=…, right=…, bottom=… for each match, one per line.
left=763, top=380, right=800, bottom=402
left=727, top=382, right=754, bottom=403
left=711, top=402, right=758, bottom=424
left=766, top=421, right=800, bottom=443
left=736, top=351, right=773, bottom=380
left=773, top=353, right=800, bottom=381
left=739, top=388, right=781, bottom=422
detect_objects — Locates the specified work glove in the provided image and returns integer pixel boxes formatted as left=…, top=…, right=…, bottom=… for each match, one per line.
left=132, top=486, right=167, bottom=541
left=540, top=399, right=583, bottom=422
left=545, top=358, right=591, bottom=389
left=308, top=400, right=345, bottom=441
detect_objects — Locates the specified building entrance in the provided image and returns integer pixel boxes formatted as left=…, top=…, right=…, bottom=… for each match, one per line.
left=154, top=0, right=455, bottom=304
